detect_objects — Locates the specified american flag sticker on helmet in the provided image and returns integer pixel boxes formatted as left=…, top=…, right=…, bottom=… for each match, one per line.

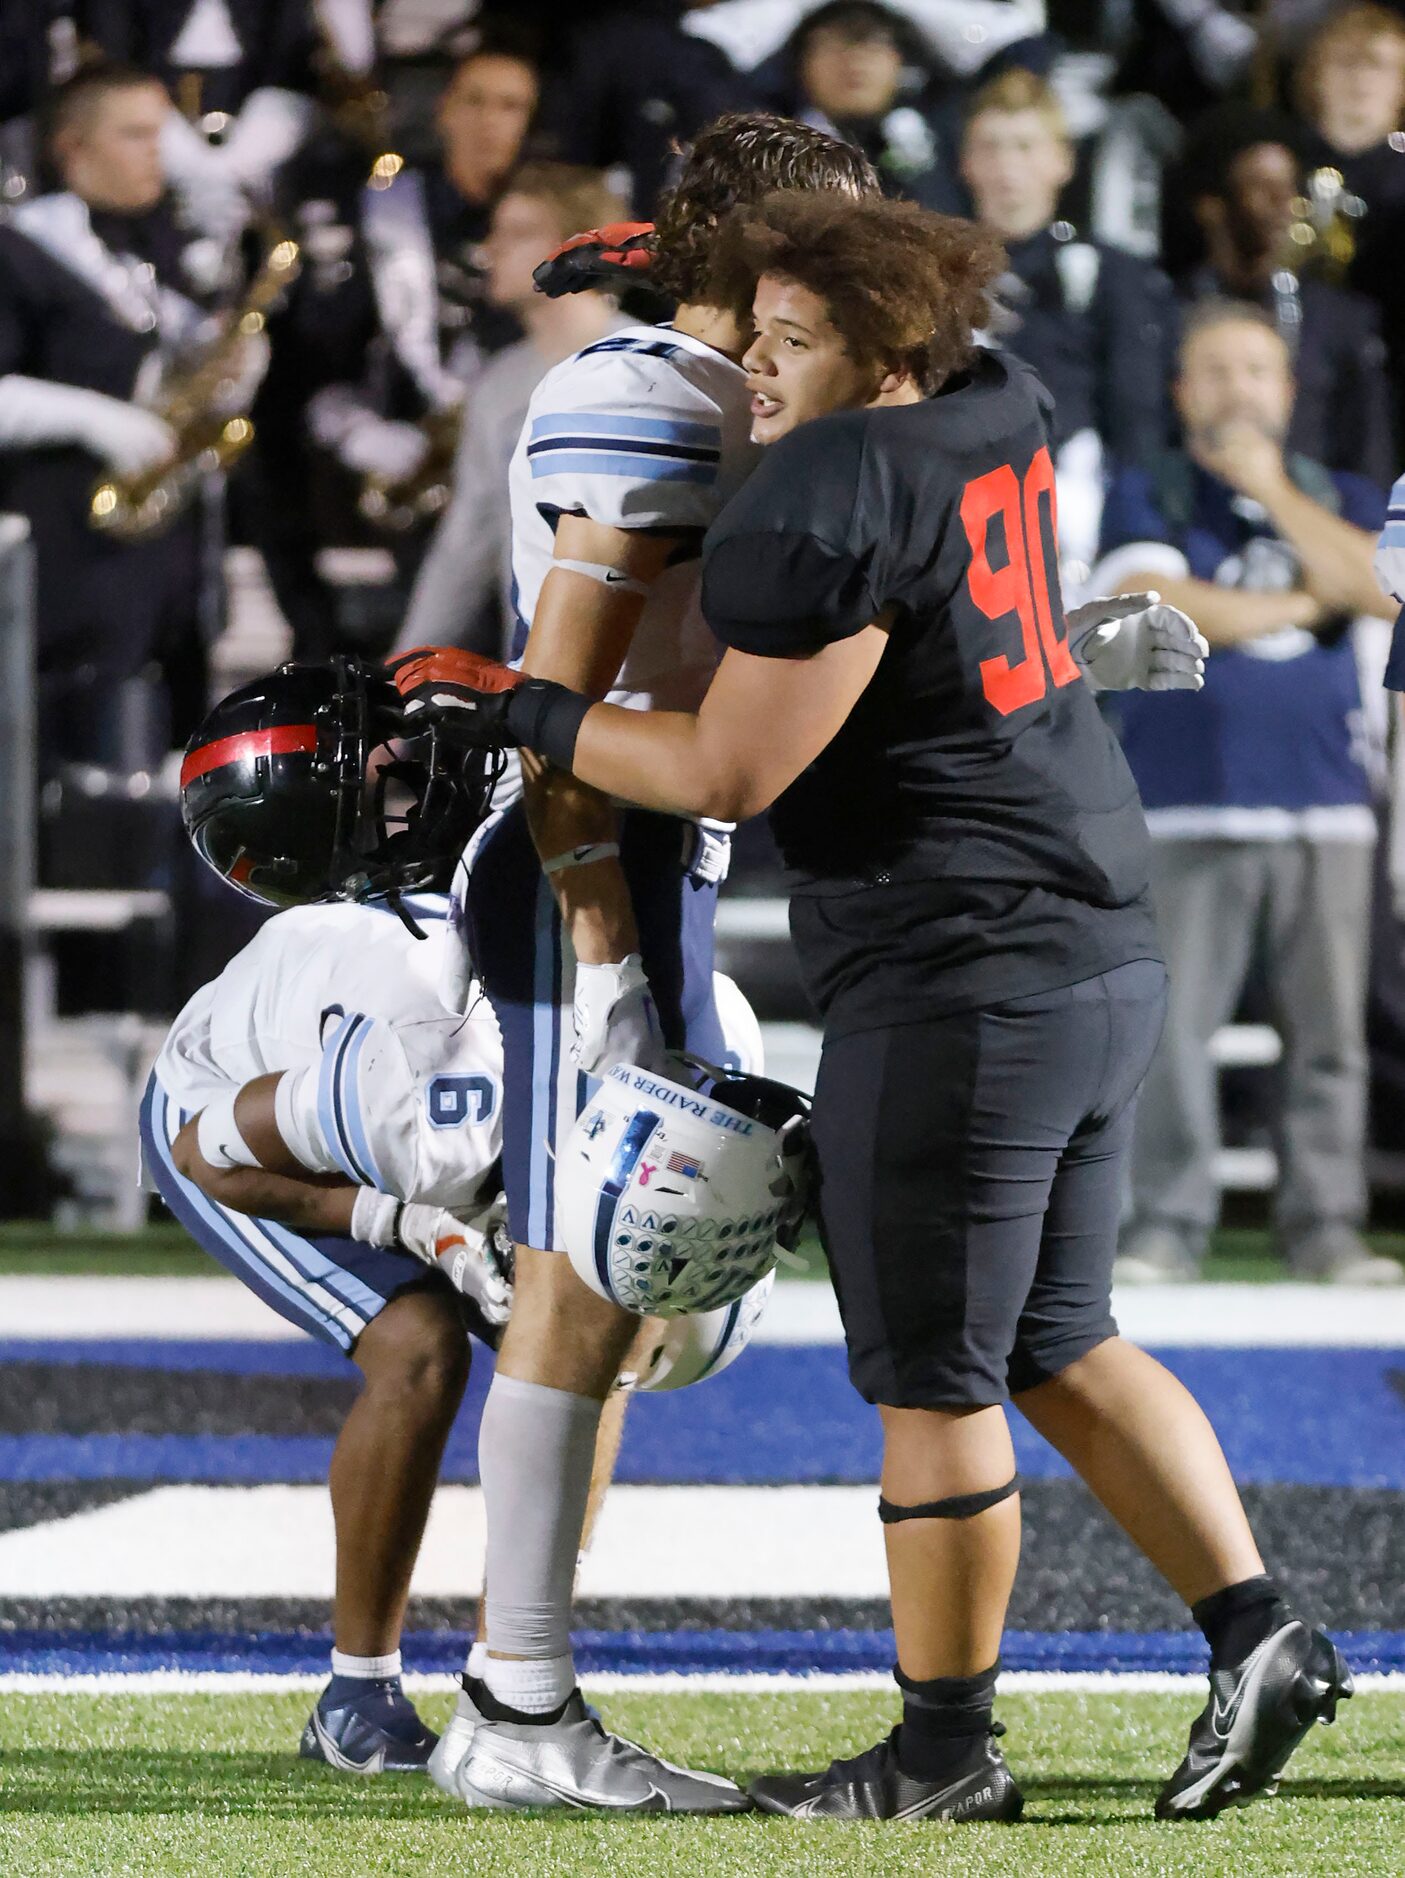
left=668, top=1151, right=702, bottom=1179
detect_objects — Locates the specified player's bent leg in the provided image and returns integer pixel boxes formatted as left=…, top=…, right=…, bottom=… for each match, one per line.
left=304, top=1285, right=472, bottom=1775
left=750, top=1402, right=1024, bottom=1823
left=878, top=1404, right=1021, bottom=1681
left=764, top=983, right=1161, bottom=1823
left=144, top=1071, right=473, bottom=1772
left=1015, top=1340, right=1352, bottom=1819
left=452, top=1251, right=749, bottom=1812
left=1017, top=1339, right=1264, bottom=1606
left=431, top=1312, right=652, bottom=1800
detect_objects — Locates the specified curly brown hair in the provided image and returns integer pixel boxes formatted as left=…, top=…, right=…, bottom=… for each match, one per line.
left=652, top=112, right=879, bottom=310
left=711, top=191, right=1006, bottom=394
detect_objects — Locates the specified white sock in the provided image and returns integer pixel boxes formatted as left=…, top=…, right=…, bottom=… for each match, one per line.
left=478, top=1371, right=601, bottom=1714
left=483, top=1652, right=576, bottom=1714
left=465, top=1640, right=488, bottom=1681
left=330, top=1648, right=402, bottom=1681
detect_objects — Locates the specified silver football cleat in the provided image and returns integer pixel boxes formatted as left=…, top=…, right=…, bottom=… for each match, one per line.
left=453, top=1689, right=752, bottom=1812
left=428, top=1681, right=490, bottom=1798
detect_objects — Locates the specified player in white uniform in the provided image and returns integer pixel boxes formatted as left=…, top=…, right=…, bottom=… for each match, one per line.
left=143, top=655, right=517, bottom=1775
left=149, top=893, right=508, bottom=1325
left=388, top=115, right=882, bottom=1814
left=143, top=892, right=511, bottom=1778
left=155, top=653, right=775, bottom=1783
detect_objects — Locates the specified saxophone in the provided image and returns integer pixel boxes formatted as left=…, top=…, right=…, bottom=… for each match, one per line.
left=89, top=232, right=301, bottom=542
left=1268, top=167, right=1363, bottom=356
left=357, top=402, right=463, bottom=534
left=1279, top=167, right=1363, bottom=285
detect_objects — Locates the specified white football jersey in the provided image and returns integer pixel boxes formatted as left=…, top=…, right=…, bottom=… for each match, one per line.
left=155, top=897, right=503, bottom=1212
left=507, top=324, right=758, bottom=712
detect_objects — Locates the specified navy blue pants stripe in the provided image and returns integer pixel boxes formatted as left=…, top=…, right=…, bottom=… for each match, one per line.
left=140, top=1074, right=439, bottom=1354
left=464, top=804, right=725, bottom=1251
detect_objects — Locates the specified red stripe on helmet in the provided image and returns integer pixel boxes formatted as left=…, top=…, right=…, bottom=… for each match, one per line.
left=180, top=724, right=318, bottom=790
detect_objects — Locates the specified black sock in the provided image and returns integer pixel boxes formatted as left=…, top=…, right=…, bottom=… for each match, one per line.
left=894, top=1662, right=999, bottom=1784
left=1192, top=1575, right=1290, bottom=1669
left=463, top=1673, right=571, bottom=1727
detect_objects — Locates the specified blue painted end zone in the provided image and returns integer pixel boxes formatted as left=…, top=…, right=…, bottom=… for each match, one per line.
left=4, top=1627, right=1404, bottom=1678
left=3, top=1341, right=1404, bottom=1486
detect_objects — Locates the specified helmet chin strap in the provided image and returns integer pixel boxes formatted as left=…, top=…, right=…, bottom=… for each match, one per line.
left=386, top=888, right=428, bottom=942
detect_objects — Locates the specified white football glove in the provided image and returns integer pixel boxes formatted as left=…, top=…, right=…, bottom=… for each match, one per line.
left=351, top=1190, right=513, bottom=1325
left=572, top=953, right=668, bottom=1076
left=1068, top=591, right=1208, bottom=693
left=307, top=385, right=428, bottom=481
left=1373, top=478, right=1405, bottom=603
left=0, top=377, right=177, bottom=473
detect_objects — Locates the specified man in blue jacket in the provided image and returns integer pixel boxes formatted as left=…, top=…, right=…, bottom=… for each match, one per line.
left=1097, top=299, right=1401, bottom=1285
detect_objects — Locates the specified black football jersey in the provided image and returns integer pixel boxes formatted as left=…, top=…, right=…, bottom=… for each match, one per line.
left=700, top=349, right=1161, bottom=1030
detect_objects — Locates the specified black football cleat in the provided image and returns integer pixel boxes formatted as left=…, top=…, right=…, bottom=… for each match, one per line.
left=749, top=1728, right=1024, bottom=1822
left=1156, top=1620, right=1353, bottom=1820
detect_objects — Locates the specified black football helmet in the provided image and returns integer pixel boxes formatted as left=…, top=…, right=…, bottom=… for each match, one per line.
left=180, top=656, right=501, bottom=913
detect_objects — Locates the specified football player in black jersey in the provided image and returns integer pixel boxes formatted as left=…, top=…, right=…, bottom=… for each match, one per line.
left=395, top=191, right=1349, bottom=1825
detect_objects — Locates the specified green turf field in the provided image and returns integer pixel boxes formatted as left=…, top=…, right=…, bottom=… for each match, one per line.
left=0, top=1687, right=1399, bottom=1877
left=3, top=1220, right=1405, bottom=1282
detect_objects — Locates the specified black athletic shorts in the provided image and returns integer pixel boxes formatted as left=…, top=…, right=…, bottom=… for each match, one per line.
left=812, top=959, right=1168, bottom=1409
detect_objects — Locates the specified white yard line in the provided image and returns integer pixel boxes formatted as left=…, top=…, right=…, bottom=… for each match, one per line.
left=2, top=1668, right=1402, bottom=1695
left=4, top=1274, right=1405, bottom=1345
left=0, top=1483, right=891, bottom=1599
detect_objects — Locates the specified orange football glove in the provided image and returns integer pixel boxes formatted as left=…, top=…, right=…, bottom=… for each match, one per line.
left=385, top=646, right=523, bottom=745
left=533, top=223, right=654, bottom=298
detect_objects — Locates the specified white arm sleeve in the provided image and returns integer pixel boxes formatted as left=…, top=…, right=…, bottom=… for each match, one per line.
left=524, top=345, right=727, bottom=534
left=280, top=1011, right=423, bottom=1198
left=272, top=1066, right=336, bottom=1176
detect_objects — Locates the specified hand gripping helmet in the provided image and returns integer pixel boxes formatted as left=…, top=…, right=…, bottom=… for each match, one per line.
left=557, top=1062, right=811, bottom=1317
left=180, top=656, right=501, bottom=911
left=622, top=1270, right=774, bottom=1392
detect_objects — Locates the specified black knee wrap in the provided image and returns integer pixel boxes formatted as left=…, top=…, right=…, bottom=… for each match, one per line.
left=878, top=1476, right=1020, bottom=1524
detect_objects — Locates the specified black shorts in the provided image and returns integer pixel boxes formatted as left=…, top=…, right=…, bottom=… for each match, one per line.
left=812, top=959, right=1167, bottom=1409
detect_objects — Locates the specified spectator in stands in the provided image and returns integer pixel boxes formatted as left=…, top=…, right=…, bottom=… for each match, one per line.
left=961, top=69, right=1176, bottom=576
left=251, top=39, right=540, bottom=652
left=1096, top=302, right=1399, bottom=1286
left=962, top=69, right=1176, bottom=464
left=395, top=164, right=630, bottom=657
left=1295, top=5, right=1405, bottom=434
left=0, top=62, right=248, bottom=766
left=1114, top=0, right=1259, bottom=125
left=540, top=2, right=758, bottom=217
left=301, top=39, right=541, bottom=488
left=85, top=0, right=339, bottom=248
left=0, top=0, right=83, bottom=201
left=1172, top=105, right=1395, bottom=486
left=770, top=1, right=963, bottom=211
left=1298, top=1, right=1405, bottom=200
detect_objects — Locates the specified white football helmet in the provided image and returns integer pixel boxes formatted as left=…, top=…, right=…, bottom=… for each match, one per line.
left=557, top=1062, right=810, bottom=1316
left=623, top=1270, right=774, bottom=1392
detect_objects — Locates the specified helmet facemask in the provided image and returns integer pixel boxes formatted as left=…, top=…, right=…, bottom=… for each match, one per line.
left=181, top=656, right=503, bottom=919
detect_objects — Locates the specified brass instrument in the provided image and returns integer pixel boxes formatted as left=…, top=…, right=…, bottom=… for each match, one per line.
left=1282, top=167, right=1363, bottom=286
left=357, top=403, right=462, bottom=534
left=309, top=13, right=401, bottom=188
left=89, top=234, right=301, bottom=542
